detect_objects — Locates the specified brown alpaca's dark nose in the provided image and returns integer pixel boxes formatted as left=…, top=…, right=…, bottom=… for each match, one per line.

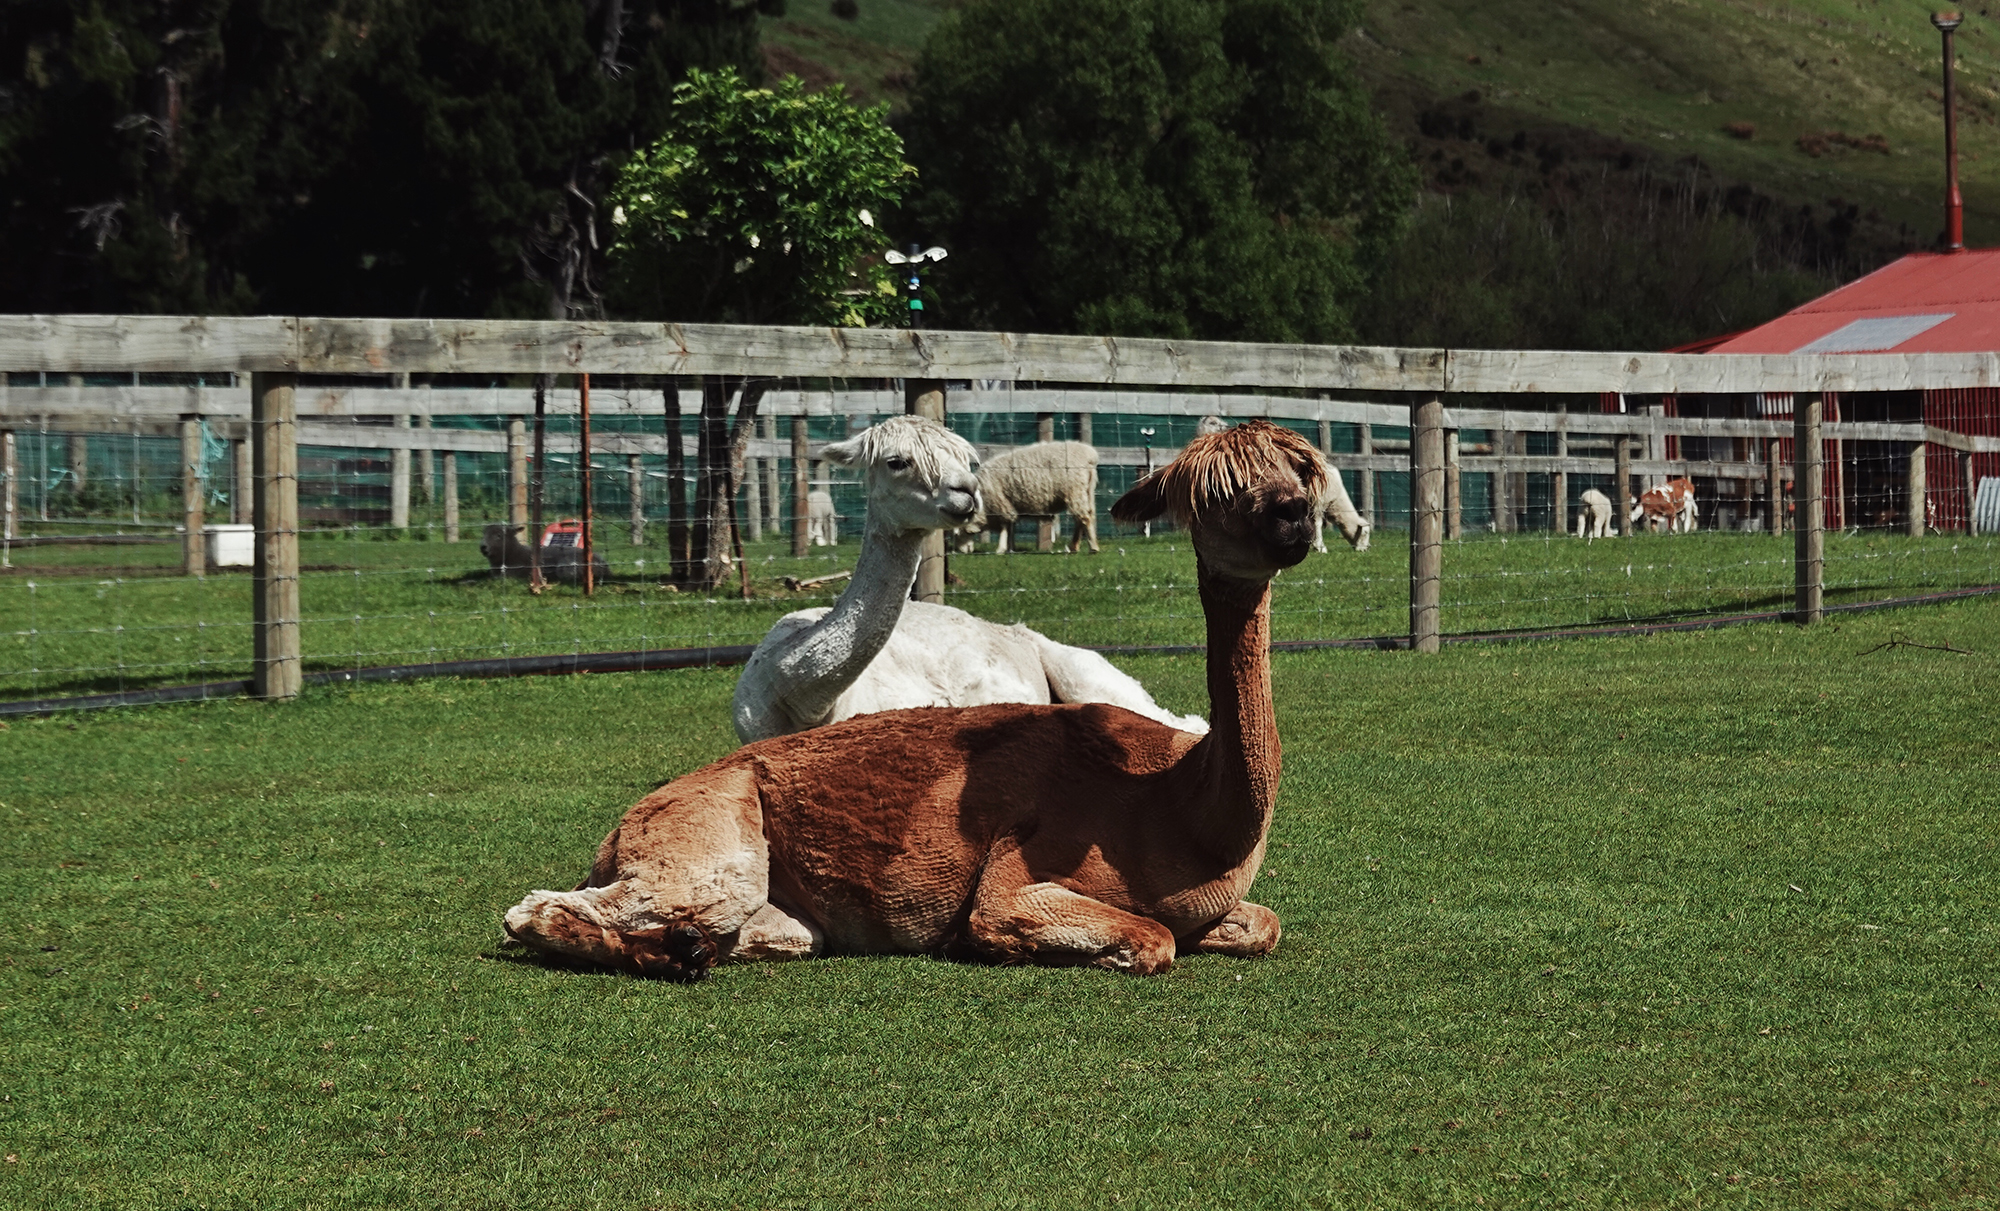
left=1263, top=495, right=1314, bottom=565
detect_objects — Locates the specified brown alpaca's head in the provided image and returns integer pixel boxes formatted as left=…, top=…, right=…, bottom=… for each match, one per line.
left=1111, top=419, right=1329, bottom=581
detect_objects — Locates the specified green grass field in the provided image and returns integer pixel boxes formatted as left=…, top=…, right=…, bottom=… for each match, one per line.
left=8, top=522, right=2000, bottom=703
left=1, top=592, right=1995, bottom=1208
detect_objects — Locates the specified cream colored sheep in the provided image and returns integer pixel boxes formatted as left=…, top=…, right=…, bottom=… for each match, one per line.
left=962, top=440, right=1100, bottom=554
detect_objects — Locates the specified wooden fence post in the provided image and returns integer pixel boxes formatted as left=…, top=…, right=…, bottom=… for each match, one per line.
left=69, top=433, right=88, bottom=494
left=745, top=445, right=763, bottom=542
left=419, top=414, right=435, bottom=506
left=252, top=372, right=301, bottom=701
left=181, top=416, right=205, bottom=576
left=1908, top=441, right=1926, bottom=537
left=629, top=454, right=645, bottom=545
left=1409, top=396, right=1445, bottom=653
left=1961, top=450, right=1977, bottom=533
left=442, top=453, right=459, bottom=543
left=1794, top=392, right=1823, bottom=623
left=907, top=379, right=948, bottom=602
left=1356, top=422, right=1375, bottom=526
left=1553, top=419, right=1568, bottom=533
left=233, top=438, right=252, bottom=525
left=1615, top=436, right=1633, bottom=536
left=506, top=418, right=528, bottom=532
left=791, top=416, right=810, bottom=559
left=390, top=414, right=411, bottom=533
left=1, top=429, right=15, bottom=569
left=1491, top=418, right=1513, bottom=534
left=1445, top=427, right=1461, bottom=539
left=761, top=414, right=781, bottom=534
left=1036, top=412, right=1056, bottom=552
left=1769, top=439, right=1785, bottom=536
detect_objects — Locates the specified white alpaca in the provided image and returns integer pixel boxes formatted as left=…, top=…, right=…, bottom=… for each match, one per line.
left=806, top=489, right=838, bottom=546
left=961, top=441, right=1100, bottom=554
left=734, top=416, right=1207, bottom=743
left=1575, top=488, right=1612, bottom=540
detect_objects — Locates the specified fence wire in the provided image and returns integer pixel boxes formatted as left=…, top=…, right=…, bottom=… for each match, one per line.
left=5, top=377, right=1997, bottom=707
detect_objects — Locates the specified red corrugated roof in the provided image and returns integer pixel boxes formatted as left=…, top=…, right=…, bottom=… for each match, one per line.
left=1705, top=248, right=2000, bottom=354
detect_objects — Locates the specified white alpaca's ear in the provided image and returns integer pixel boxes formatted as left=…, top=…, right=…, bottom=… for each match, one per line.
left=822, top=429, right=870, bottom=467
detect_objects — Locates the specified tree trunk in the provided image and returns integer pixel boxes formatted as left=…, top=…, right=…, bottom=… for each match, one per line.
left=665, top=383, right=690, bottom=583
left=690, top=376, right=771, bottom=590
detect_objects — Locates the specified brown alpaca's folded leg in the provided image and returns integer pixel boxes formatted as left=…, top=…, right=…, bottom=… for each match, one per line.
left=1184, top=900, right=1281, bottom=958
left=964, top=848, right=1177, bottom=975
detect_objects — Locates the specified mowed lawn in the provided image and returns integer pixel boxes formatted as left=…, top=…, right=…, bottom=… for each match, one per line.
left=1, top=598, right=1996, bottom=1209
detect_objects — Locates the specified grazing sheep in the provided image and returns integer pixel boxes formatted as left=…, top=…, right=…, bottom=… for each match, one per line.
left=1575, top=489, right=1613, bottom=540
left=962, top=441, right=1100, bottom=554
left=479, top=523, right=608, bottom=585
left=807, top=489, right=839, bottom=546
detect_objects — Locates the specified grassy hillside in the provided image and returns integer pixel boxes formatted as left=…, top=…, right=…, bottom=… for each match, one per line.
left=765, top=0, right=2000, bottom=251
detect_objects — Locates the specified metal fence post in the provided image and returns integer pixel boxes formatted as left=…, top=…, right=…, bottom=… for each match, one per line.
left=1794, top=392, right=1824, bottom=622
left=252, top=372, right=301, bottom=700
left=181, top=416, right=205, bottom=575
left=1409, top=396, right=1445, bottom=653
left=907, top=379, right=948, bottom=602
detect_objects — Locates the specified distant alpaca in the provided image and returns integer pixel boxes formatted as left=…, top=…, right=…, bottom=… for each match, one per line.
left=503, top=419, right=1325, bottom=979
left=806, top=490, right=839, bottom=546
left=733, top=417, right=1205, bottom=744
left=961, top=440, right=1100, bottom=554
left=1575, top=489, right=1612, bottom=540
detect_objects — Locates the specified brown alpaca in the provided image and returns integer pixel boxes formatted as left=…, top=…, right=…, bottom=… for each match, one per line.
left=502, top=419, right=1327, bottom=978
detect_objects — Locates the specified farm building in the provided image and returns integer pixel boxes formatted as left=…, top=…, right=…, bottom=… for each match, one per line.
left=1645, top=247, right=2000, bottom=534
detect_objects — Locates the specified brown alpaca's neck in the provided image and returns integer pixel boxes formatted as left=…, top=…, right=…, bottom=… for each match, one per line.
left=1187, top=562, right=1280, bottom=860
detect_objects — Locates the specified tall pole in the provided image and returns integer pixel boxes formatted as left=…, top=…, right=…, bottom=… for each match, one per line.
left=507, top=418, right=528, bottom=532
left=252, top=373, right=301, bottom=701
left=1908, top=440, right=1928, bottom=537
left=1935, top=11, right=1965, bottom=251
left=1615, top=435, right=1634, bottom=536
left=1409, top=396, right=1445, bottom=654
left=0, top=429, right=13, bottom=570
left=1794, top=392, right=1824, bottom=623
left=530, top=379, right=548, bottom=590
left=1769, top=438, right=1786, bottom=536
left=390, top=414, right=411, bottom=533
left=580, top=373, right=595, bottom=596
left=443, top=452, right=459, bottom=543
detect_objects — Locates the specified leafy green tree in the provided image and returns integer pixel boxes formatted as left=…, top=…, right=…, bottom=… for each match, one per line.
left=900, top=0, right=1415, bottom=343
left=606, top=66, right=912, bottom=587
left=605, top=66, right=910, bottom=327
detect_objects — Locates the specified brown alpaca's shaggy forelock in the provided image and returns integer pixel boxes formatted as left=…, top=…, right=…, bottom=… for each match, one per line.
left=1111, top=419, right=1328, bottom=525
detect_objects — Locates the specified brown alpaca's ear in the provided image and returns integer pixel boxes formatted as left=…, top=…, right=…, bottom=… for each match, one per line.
left=1112, top=468, right=1173, bottom=523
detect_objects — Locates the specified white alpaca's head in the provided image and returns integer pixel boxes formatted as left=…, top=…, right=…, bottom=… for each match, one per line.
left=822, top=415, right=981, bottom=535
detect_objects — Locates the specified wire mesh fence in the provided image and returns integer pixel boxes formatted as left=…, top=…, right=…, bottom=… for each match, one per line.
left=6, top=349, right=1999, bottom=710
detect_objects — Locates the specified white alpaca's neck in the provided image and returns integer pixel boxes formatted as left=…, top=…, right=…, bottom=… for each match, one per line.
left=770, top=521, right=925, bottom=727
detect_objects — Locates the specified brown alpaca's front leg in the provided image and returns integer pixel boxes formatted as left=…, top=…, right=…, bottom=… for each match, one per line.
left=963, top=845, right=1177, bottom=974
left=1185, top=901, right=1281, bottom=957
